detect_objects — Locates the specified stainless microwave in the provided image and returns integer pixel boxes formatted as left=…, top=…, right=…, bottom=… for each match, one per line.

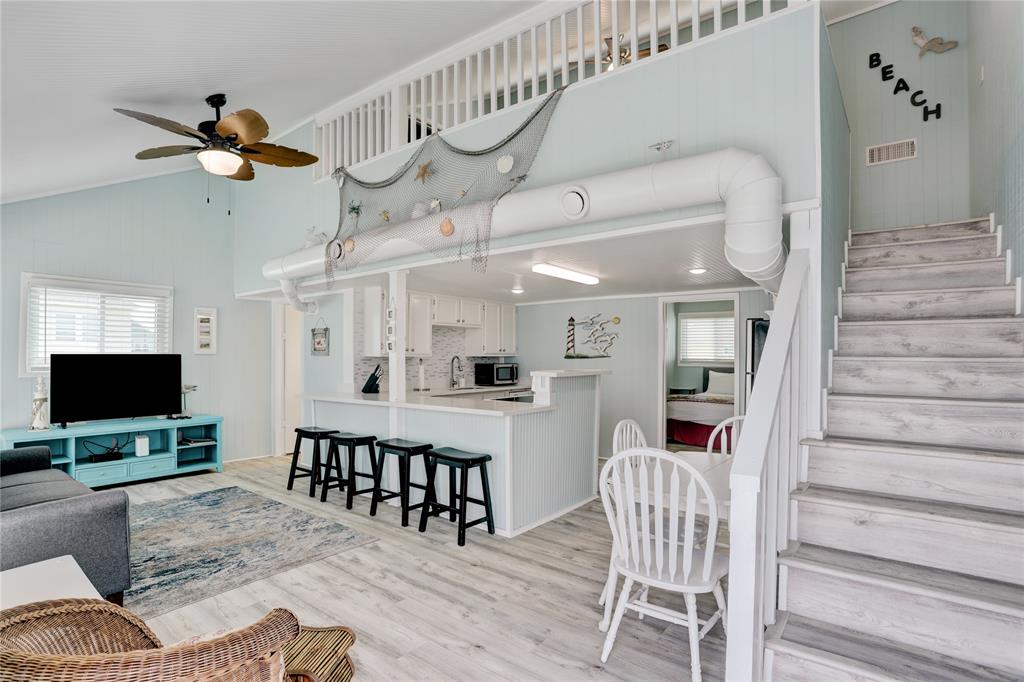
left=475, top=362, right=518, bottom=386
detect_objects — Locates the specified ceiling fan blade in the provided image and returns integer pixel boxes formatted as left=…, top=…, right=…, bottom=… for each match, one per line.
left=134, top=145, right=204, bottom=160
left=228, top=158, right=255, bottom=181
left=216, top=108, right=270, bottom=145
left=240, top=142, right=317, bottom=168
left=114, top=108, right=208, bottom=141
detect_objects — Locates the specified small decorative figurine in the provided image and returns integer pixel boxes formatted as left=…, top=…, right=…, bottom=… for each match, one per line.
left=912, top=26, right=957, bottom=57
left=29, top=376, right=50, bottom=431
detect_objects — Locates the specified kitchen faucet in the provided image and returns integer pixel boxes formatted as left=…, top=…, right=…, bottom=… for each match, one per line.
left=450, top=355, right=463, bottom=389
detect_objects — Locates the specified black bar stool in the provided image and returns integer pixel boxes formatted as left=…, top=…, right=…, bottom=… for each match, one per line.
left=287, top=427, right=339, bottom=497
left=418, top=447, right=495, bottom=546
left=371, top=438, right=433, bottom=526
left=325, top=432, right=379, bottom=508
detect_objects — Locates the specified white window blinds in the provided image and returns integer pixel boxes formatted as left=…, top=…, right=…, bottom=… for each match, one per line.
left=678, top=312, right=735, bottom=364
left=22, top=274, right=173, bottom=373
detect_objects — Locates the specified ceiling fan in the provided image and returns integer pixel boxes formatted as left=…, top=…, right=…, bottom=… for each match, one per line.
left=114, top=93, right=317, bottom=181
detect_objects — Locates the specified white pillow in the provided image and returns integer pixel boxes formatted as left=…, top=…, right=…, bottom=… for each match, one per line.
left=706, top=370, right=733, bottom=395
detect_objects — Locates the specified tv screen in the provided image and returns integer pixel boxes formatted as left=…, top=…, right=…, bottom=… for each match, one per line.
left=50, top=353, right=182, bottom=424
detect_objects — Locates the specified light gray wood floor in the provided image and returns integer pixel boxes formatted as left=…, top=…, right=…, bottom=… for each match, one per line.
left=119, top=456, right=725, bottom=681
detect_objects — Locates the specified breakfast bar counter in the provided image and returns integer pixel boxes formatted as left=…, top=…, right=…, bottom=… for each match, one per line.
left=304, top=370, right=608, bottom=536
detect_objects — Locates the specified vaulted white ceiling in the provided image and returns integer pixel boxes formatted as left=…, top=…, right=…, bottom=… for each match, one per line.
left=0, top=1, right=539, bottom=203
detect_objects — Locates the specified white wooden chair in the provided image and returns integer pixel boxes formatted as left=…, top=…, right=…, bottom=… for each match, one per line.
left=597, top=420, right=648, bottom=612
left=598, top=447, right=728, bottom=682
left=706, top=415, right=745, bottom=457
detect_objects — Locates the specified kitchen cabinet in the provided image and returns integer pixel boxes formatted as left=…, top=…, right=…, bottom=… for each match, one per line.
left=466, top=302, right=517, bottom=356
left=432, top=295, right=483, bottom=327
left=406, top=291, right=433, bottom=356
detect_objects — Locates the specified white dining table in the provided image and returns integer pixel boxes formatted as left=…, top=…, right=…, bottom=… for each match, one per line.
left=631, top=449, right=734, bottom=520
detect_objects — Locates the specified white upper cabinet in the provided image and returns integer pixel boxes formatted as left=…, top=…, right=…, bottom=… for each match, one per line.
left=432, top=295, right=461, bottom=325
left=407, top=291, right=433, bottom=356
left=466, top=302, right=517, bottom=356
left=431, top=295, right=483, bottom=327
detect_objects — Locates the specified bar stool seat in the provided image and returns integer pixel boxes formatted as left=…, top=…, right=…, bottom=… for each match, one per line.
left=419, top=447, right=495, bottom=546
left=324, top=432, right=379, bottom=508
left=287, top=427, right=339, bottom=497
left=371, top=438, right=433, bottom=526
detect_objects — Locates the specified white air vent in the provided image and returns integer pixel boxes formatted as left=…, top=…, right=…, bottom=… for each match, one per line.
left=865, top=138, right=917, bottom=166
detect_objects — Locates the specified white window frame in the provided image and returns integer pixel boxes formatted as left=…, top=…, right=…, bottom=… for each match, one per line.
left=19, top=272, right=174, bottom=377
left=677, top=310, right=736, bottom=367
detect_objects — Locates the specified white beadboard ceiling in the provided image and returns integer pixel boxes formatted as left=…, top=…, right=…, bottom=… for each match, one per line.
left=0, top=0, right=540, bottom=204
left=407, top=222, right=754, bottom=303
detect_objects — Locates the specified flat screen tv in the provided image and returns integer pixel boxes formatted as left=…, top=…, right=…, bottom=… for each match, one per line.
left=50, top=353, right=182, bottom=425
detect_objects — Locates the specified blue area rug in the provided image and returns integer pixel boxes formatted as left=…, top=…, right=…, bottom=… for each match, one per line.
left=125, top=486, right=375, bottom=618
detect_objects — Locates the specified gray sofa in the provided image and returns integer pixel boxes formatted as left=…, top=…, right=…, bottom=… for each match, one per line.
left=0, top=446, right=131, bottom=602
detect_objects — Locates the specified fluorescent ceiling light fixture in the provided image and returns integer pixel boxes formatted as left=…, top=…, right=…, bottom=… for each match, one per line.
left=689, top=268, right=708, bottom=275
left=197, top=148, right=243, bottom=176
left=531, top=263, right=599, bottom=285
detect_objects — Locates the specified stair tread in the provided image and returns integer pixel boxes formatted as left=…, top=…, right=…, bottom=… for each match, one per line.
left=833, top=356, right=1024, bottom=362
left=794, top=484, right=1024, bottom=530
left=839, top=316, right=1023, bottom=327
left=853, top=216, right=991, bottom=236
left=802, top=436, right=1024, bottom=462
left=842, top=284, right=1015, bottom=297
left=768, top=613, right=1021, bottom=682
left=781, top=542, right=1024, bottom=614
left=848, top=232, right=995, bottom=249
left=845, top=256, right=1005, bottom=272
left=829, top=392, right=1024, bottom=407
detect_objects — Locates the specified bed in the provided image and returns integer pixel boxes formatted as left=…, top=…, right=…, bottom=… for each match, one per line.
left=666, top=368, right=736, bottom=449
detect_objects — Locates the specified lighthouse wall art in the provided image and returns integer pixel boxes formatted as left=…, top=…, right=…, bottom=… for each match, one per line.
left=564, top=313, right=621, bottom=359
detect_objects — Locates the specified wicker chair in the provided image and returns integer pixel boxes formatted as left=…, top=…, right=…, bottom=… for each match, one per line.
left=0, top=598, right=300, bottom=682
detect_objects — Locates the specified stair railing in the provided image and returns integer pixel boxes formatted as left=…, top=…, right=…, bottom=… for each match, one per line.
left=725, top=248, right=810, bottom=681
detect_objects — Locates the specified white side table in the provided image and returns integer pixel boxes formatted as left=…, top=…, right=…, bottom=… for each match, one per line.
left=0, top=555, right=101, bottom=609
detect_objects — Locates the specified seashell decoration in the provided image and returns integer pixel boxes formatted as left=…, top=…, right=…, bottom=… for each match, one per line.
left=439, top=217, right=455, bottom=237
left=496, top=154, right=515, bottom=174
left=343, top=237, right=356, bottom=253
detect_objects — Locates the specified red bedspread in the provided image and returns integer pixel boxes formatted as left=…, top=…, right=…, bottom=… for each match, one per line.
left=667, top=419, right=733, bottom=450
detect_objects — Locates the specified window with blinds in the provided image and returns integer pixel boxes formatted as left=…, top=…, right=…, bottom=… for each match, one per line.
left=21, top=273, right=173, bottom=374
left=677, top=312, right=735, bottom=365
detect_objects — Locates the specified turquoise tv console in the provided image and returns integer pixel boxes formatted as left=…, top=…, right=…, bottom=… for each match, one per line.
left=0, top=415, right=223, bottom=487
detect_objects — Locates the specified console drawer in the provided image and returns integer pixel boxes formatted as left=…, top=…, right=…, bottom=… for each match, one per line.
left=129, top=457, right=175, bottom=478
left=76, top=463, right=129, bottom=486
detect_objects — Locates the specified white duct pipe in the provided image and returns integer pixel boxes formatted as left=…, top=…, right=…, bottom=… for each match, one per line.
left=280, top=278, right=318, bottom=315
left=263, top=147, right=785, bottom=306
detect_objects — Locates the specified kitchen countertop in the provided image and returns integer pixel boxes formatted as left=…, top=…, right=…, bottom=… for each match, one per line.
left=304, top=391, right=554, bottom=417
left=409, top=384, right=529, bottom=397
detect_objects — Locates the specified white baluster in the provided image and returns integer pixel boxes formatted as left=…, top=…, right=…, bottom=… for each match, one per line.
left=713, top=0, right=722, bottom=33
left=516, top=33, right=524, bottom=104
left=737, top=0, right=746, bottom=25
left=530, top=25, right=539, bottom=98
left=576, top=6, right=585, bottom=82
left=649, top=0, right=658, bottom=56
left=409, top=80, right=418, bottom=141
left=629, top=0, right=638, bottom=63
left=369, top=99, right=376, bottom=158
left=477, top=50, right=485, bottom=117
left=419, top=76, right=427, bottom=133
left=763, top=0, right=772, bottom=17
left=545, top=19, right=554, bottom=93
left=592, top=0, right=602, bottom=75
left=489, top=45, right=497, bottom=114
left=692, top=0, right=701, bottom=41
left=503, top=39, right=511, bottom=108
left=560, top=13, right=569, bottom=86
left=313, top=124, right=322, bottom=178
left=611, top=0, right=620, bottom=69
left=430, top=71, right=438, bottom=132
left=464, top=57, right=472, bottom=122
left=669, top=0, right=679, bottom=48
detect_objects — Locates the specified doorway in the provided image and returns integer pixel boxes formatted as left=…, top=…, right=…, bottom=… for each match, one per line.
left=657, top=293, right=740, bottom=451
left=272, top=303, right=305, bottom=456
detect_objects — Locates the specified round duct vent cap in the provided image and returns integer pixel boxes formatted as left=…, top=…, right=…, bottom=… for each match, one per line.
left=559, top=186, right=588, bottom=220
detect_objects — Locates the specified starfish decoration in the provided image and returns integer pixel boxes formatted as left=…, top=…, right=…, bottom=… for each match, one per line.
left=414, top=160, right=434, bottom=184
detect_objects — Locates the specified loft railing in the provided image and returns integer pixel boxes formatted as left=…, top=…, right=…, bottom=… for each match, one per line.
left=312, top=0, right=799, bottom=179
left=725, top=246, right=810, bottom=681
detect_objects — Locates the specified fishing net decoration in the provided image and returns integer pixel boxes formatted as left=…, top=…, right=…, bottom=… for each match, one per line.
left=324, top=88, right=564, bottom=285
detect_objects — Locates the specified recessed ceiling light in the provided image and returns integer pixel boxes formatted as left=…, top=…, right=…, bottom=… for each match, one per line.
left=531, top=263, right=599, bottom=285
left=511, top=286, right=525, bottom=294
left=689, top=268, right=708, bottom=275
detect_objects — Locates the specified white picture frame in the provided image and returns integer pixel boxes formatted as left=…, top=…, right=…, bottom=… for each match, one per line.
left=193, top=307, right=217, bottom=354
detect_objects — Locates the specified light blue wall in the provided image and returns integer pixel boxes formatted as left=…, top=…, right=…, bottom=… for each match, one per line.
left=828, top=0, right=971, bottom=230
left=820, top=10, right=852, bottom=380
left=0, top=171, right=272, bottom=461
left=233, top=5, right=820, bottom=292
left=966, top=0, right=1024, bottom=280
left=516, top=290, right=770, bottom=456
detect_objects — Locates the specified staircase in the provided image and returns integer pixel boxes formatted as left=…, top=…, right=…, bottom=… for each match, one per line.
left=766, top=216, right=1024, bottom=681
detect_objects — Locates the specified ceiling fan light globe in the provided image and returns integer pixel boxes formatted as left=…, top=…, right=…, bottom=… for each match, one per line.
left=197, top=149, right=244, bottom=176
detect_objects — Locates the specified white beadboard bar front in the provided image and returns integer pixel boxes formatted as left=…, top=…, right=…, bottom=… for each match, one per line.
left=305, top=370, right=606, bottom=537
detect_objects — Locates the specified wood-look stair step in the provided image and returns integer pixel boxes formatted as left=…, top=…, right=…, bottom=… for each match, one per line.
left=850, top=216, right=992, bottom=247
left=792, top=485, right=1024, bottom=585
left=844, top=257, right=1008, bottom=293
left=779, top=543, right=1024, bottom=671
left=847, top=233, right=998, bottom=268
left=804, top=436, right=1024, bottom=512
left=841, top=285, right=1017, bottom=321
left=830, top=356, right=1024, bottom=400
left=827, top=393, right=1024, bottom=453
left=767, top=613, right=1021, bottom=682
left=837, top=317, right=1024, bottom=358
